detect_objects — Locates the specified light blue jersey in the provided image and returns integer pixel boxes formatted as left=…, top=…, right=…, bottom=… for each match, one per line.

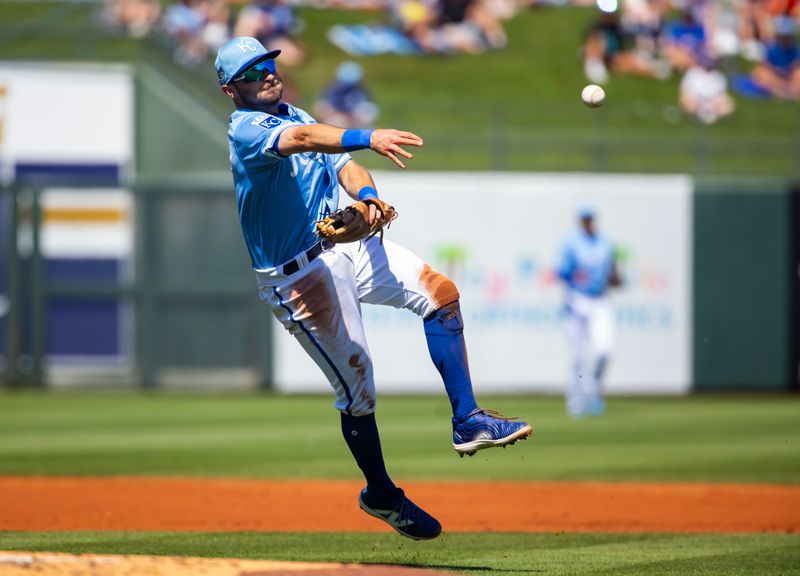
left=556, top=231, right=615, bottom=297
left=227, top=102, right=351, bottom=269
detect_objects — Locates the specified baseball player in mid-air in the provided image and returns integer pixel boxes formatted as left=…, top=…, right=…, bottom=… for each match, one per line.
left=556, top=206, right=623, bottom=418
left=214, top=37, right=532, bottom=540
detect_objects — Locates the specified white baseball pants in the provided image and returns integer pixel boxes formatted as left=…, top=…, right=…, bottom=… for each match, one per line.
left=564, top=290, right=615, bottom=415
left=255, top=237, right=458, bottom=416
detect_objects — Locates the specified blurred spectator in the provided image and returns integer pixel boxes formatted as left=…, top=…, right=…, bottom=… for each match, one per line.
left=661, top=4, right=708, bottom=73
left=429, top=0, right=494, bottom=54
left=679, top=56, right=736, bottom=124
left=303, top=0, right=388, bottom=6
left=706, top=1, right=741, bottom=59
left=435, top=0, right=511, bottom=52
left=313, top=61, right=380, bottom=128
left=737, top=0, right=773, bottom=59
left=101, top=0, right=162, bottom=38
left=234, top=0, right=306, bottom=66
left=767, top=0, right=800, bottom=17
left=200, top=0, right=232, bottom=53
left=163, top=0, right=208, bottom=66
left=389, top=0, right=443, bottom=52
left=324, top=0, right=511, bottom=56
left=582, top=6, right=669, bottom=85
left=620, top=0, right=669, bottom=57
left=749, top=15, right=800, bottom=98
left=160, top=0, right=231, bottom=67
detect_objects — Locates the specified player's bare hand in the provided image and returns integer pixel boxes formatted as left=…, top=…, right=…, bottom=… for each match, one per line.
left=370, top=129, right=424, bottom=169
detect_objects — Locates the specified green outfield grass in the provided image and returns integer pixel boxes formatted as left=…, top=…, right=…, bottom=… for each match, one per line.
left=0, top=531, right=797, bottom=576
left=0, top=392, right=798, bottom=482
left=1, top=392, right=798, bottom=575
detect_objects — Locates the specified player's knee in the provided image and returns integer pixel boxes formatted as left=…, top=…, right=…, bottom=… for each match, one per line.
left=436, top=276, right=460, bottom=305
left=424, top=300, right=464, bottom=336
left=419, top=266, right=460, bottom=312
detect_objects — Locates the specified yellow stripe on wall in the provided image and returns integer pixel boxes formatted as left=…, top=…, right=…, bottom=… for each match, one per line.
left=43, top=208, right=128, bottom=223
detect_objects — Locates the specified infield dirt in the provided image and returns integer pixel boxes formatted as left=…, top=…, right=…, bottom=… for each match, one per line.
left=2, top=476, right=799, bottom=533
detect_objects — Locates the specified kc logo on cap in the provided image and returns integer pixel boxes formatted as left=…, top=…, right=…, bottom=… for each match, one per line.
left=236, top=38, right=259, bottom=53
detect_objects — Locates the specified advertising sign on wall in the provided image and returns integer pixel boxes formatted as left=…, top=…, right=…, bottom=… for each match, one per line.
left=273, top=172, right=693, bottom=396
left=0, top=62, right=133, bottom=182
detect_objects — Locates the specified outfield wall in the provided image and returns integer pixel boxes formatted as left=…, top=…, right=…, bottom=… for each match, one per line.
left=275, top=172, right=693, bottom=395
left=4, top=173, right=796, bottom=394
left=692, top=180, right=795, bottom=392
left=0, top=58, right=794, bottom=392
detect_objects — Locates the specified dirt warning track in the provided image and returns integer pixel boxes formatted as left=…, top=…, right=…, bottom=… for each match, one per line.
left=1, top=476, right=798, bottom=533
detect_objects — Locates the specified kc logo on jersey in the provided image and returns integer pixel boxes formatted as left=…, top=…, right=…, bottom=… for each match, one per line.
left=257, top=115, right=281, bottom=129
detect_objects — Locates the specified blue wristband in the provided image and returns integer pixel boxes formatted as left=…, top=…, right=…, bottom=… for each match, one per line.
left=341, top=129, right=373, bottom=151
left=358, top=186, right=379, bottom=202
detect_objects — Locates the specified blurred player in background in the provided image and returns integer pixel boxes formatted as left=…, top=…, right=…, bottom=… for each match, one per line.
left=556, top=206, right=623, bottom=418
left=214, top=36, right=531, bottom=541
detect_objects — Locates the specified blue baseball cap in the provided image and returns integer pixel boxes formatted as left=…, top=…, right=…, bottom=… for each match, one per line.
left=215, top=36, right=281, bottom=86
left=577, top=204, right=596, bottom=219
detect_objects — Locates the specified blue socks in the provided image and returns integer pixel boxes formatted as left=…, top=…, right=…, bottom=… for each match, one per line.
left=340, top=412, right=400, bottom=507
left=424, top=301, right=478, bottom=422
left=340, top=301, right=478, bottom=507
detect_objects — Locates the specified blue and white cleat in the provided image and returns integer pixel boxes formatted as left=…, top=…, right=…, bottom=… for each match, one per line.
left=358, top=488, right=442, bottom=540
left=452, top=408, right=533, bottom=457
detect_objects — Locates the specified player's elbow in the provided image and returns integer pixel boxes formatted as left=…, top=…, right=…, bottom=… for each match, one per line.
left=278, top=126, right=313, bottom=155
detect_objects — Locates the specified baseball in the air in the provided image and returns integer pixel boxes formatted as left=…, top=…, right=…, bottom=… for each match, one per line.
left=581, top=84, right=605, bottom=108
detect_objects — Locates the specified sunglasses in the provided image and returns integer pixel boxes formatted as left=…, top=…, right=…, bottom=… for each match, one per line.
left=234, top=60, right=277, bottom=83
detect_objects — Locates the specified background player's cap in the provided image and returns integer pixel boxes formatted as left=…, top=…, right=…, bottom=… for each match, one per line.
left=215, top=37, right=281, bottom=86
left=577, top=204, right=596, bottom=219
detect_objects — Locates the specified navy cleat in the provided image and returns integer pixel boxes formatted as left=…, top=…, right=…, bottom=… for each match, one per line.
left=358, top=487, right=442, bottom=540
left=452, top=408, right=533, bottom=457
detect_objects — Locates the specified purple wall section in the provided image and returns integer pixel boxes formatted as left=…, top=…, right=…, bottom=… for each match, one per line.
left=47, top=259, right=123, bottom=357
left=15, top=163, right=120, bottom=183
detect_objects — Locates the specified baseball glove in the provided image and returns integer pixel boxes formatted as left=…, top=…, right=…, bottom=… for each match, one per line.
left=315, top=198, right=397, bottom=244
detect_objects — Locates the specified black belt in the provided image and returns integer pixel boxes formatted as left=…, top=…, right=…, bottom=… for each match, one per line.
left=281, top=241, right=325, bottom=275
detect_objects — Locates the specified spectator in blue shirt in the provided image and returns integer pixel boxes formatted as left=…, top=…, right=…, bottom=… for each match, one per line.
left=751, top=15, right=800, bottom=99
left=313, top=61, right=380, bottom=129
left=661, top=6, right=708, bottom=73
